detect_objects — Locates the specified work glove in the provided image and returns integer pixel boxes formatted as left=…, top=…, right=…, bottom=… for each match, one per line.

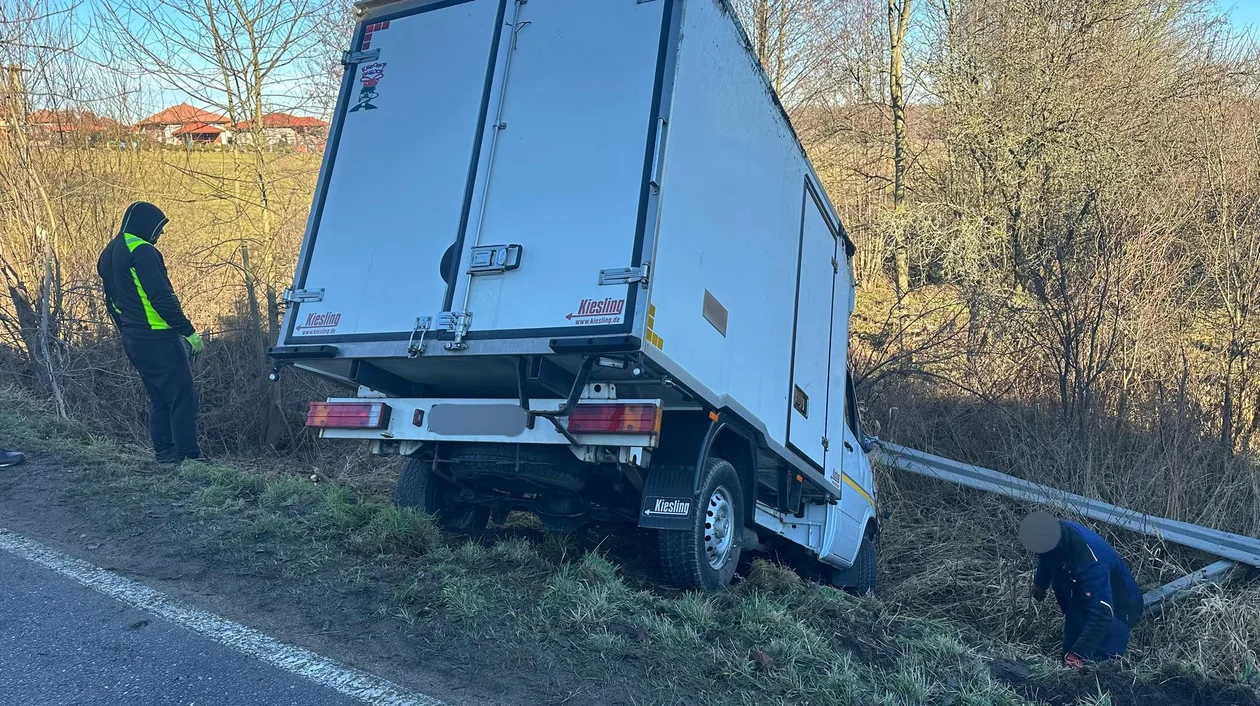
left=1063, top=653, right=1087, bottom=669
left=1031, top=584, right=1047, bottom=602
left=185, top=332, right=204, bottom=356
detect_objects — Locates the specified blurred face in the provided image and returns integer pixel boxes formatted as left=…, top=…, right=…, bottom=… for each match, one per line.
left=1019, top=511, right=1061, bottom=554
left=152, top=223, right=165, bottom=244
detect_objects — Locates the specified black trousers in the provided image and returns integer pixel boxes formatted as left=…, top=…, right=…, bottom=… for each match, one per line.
left=121, top=335, right=200, bottom=460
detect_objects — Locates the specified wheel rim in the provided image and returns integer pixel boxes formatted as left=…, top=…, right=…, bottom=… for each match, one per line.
left=704, top=486, right=735, bottom=570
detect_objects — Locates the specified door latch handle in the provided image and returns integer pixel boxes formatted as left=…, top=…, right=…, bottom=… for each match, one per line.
left=844, top=441, right=854, bottom=452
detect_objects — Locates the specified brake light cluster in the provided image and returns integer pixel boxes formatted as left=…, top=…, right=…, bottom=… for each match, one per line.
left=566, top=403, right=661, bottom=435
left=306, top=401, right=392, bottom=429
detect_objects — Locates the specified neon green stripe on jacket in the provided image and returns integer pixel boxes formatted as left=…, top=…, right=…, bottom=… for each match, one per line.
left=124, top=233, right=171, bottom=331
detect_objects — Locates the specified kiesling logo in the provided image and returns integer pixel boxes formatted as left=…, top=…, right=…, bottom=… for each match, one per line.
left=646, top=498, right=691, bottom=516
left=566, top=298, right=626, bottom=325
left=296, top=311, right=342, bottom=335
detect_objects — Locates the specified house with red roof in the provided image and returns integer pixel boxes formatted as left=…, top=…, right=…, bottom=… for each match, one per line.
left=135, top=104, right=232, bottom=146
left=27, top=109, right=123, bottom=144
left=235, top=112, right=329, bottom=152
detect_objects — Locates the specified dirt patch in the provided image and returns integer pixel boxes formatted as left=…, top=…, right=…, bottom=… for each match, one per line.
left=991, top=658, right=1260, bottom=706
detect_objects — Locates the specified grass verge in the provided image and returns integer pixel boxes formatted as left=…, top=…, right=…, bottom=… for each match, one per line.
left=0, top=390, right=1255, bottom=706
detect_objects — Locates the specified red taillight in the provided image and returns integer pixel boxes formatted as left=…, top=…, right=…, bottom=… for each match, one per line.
left=566, top=403, right=661, bottom=434
left=306, top=401, right=392, bottom=429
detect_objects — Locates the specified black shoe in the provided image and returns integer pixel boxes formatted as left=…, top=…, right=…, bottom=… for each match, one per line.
left=156, top=453, right=180, bottom=464
left=0, top=449, right=26, bottom=468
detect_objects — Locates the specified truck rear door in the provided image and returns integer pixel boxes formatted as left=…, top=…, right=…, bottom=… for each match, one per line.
left=448, top=0, right=667, bottom=339
left=288, top=0, right=668, bottom=346
left=287, top=0, right=505, bottom=341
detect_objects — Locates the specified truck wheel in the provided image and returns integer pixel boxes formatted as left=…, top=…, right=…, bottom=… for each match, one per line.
left=831, top=536, right=877, bottom=595
left=395, top=456, right=490, bottom=532
left=658, top=458, right=744, bottom=591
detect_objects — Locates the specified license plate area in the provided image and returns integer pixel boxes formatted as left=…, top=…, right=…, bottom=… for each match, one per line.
left=428, top=403, right=529, bottom=436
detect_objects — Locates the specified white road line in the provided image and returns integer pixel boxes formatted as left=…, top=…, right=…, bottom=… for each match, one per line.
left=0, top=528, right=445, bottom=706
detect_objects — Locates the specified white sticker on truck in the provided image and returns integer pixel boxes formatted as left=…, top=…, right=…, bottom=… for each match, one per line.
left=565, top=297, right=626, bottom=326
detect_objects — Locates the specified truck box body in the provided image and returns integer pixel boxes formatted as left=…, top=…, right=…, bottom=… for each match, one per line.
left=278, top=0, right=875, bottom=578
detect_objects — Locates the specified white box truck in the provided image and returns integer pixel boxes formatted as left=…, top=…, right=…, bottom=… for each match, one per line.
left=272, top=0, right=880, bottom=591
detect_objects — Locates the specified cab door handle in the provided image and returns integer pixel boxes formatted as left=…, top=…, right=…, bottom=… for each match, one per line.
left=843, top=441, right=854, bottom=452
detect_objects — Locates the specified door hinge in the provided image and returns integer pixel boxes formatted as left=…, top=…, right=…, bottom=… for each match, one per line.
left=821, top=436, right=830, bottom=451
left=831, top=257, right=839, bottom=274
left=444, top=311, right=472, bottom=351
left=341, top=48, right=380, bottom=66
left=282, top=287, right=325, bottom=304
left=599, top=264, right=650, bottom=287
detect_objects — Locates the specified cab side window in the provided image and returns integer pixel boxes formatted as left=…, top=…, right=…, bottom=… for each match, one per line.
left=845, top=370, right=861, bottom=438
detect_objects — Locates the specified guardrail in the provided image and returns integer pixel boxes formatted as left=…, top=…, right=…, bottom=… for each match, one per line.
left=876, top=442, right=1259, bottom=609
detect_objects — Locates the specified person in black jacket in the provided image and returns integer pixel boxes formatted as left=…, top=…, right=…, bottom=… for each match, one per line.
left=1022, top=511, right=1144, bottom=666
left=98, top=202, right=204, bottom=462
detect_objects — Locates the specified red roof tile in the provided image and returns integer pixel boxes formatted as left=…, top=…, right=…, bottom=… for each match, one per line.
left=137, top=103, right=228, bottom=127
left=172, top=122, right=225, bottom=136
left=236, top=112, right=328, bottom=129
left=28, top=109, right=122, bottom=132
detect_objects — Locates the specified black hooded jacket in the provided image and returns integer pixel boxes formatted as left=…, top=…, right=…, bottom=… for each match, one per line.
left=97, top=202, right=195, bottom=339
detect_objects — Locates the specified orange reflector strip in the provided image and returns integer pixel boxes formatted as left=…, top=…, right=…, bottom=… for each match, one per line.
left=709, top=411, right=720, bottom=422
left=566, top=403, right=662, bottom=435
left=306, top=401, right=391, bottom=429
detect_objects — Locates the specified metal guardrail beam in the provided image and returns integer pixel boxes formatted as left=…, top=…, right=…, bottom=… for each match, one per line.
left=1141, top=560, right=1237, bottom=615
left=877, top=442, right=1260, bottom=568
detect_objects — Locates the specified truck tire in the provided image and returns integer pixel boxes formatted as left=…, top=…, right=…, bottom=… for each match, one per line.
left=395, top=456, right=490, bottom=532
left=447, top=443, right=586, bottom=493
left=831, top=536, right=877, bottom=595
left=658, top=458, right=744, bottom=591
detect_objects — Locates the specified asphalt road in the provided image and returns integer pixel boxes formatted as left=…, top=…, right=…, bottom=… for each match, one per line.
left=0, top=550, right=361, bottom=706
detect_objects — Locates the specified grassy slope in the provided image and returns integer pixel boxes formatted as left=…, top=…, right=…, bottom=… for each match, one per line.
left=1, top=390, right=1255, bottom=706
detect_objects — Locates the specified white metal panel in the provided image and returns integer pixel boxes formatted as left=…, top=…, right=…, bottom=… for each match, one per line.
left=827, top=267, right=858, bottom=490
left=296, top=0, right=500, bottom=338
left=817, top=499, right=864, bottom=568
left=788, top=196, right=837, bottom=466
left=754, top=502, right=827, bottom=555
left=647, top=0, right=815, bottom=452
left=452, top=0, right=664, bottom=333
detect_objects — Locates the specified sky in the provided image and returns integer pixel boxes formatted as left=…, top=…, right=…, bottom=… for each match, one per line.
left=1222, top=0, right=1260, bottom=30
left=24, top=0, right=1260, bottom=121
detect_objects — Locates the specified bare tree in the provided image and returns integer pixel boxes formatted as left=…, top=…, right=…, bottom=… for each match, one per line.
left=0, top=0, right=88, bottom=418
left=887, top=0, right=911, bottom=299
left=99, top=0, right=335, bottom=445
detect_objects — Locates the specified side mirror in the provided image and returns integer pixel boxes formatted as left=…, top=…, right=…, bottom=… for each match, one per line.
left=860, top=435, right=880, bottom=454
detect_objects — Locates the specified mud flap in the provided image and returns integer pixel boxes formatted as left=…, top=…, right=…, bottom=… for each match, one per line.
left=638, top=465, right=697, bottom=530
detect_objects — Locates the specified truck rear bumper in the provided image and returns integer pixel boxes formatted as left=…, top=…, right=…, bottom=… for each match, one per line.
left=315, top=397, right=659, bottom=450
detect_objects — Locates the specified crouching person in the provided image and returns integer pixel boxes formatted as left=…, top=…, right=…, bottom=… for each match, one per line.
left=1021, top=511, right=1143, bottom=666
